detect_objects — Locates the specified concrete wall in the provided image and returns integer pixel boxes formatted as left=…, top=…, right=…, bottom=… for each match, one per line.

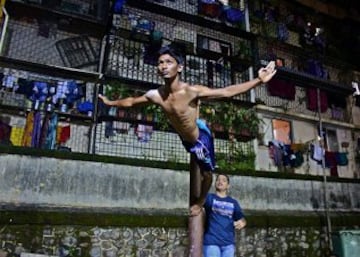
left=1, top=154, right=360, bottom=214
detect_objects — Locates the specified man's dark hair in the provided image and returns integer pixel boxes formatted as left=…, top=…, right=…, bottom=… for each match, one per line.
left=158, top=44, right=184, bottom=64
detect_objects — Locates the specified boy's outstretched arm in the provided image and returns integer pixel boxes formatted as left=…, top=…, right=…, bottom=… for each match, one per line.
left=98, top=94, right=150, bottom=108
left=196, top=61, right=277, bottom=99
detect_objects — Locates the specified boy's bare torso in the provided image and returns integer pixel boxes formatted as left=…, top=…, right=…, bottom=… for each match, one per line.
left=147, top=83, right=200, bottom=143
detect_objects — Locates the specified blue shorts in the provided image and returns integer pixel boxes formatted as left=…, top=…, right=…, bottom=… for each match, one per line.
left=182, top=119, right=215, bottom=172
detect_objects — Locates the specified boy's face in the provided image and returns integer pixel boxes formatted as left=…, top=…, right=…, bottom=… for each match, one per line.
left=157, top=54, right=183, bottom=78
left=215, top=175, right=230, bottom=192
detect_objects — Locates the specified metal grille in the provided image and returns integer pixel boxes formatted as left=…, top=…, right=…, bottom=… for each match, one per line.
left=10, top=0, right=107, bottom=21
left=106, top=5, right=252, bottom=97
left=95, top=122, right=190, bottom=163
left=255, top=84, right=348, bottom=122
left=147, top=0, right=198, bottom=15
left=94, top=119, right=254, bottom=167
left=3, top=18, right=100, bottom=71
left=106, top=36, right=163, bottom=85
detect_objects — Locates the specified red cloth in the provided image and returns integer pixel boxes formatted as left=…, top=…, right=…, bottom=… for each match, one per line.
left=267, top=78, right=296, bottom=100
left=0, top=121, right=11, bottom=143
left=307, top=88, right=328, bottom=113
left=58, top=125, right=71, bottom=144
left=325, top=151, right=338, bottom=177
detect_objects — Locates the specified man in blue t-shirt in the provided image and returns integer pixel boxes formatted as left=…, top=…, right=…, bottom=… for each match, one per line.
left=203, top=174, right=246, bottom=257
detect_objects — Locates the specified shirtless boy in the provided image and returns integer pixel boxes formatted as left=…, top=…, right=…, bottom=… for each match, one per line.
left=99, top=45, right=276, bottom=216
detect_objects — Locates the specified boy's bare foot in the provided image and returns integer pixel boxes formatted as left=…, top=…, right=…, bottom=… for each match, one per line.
left=190, top=204, right=203, bottom=216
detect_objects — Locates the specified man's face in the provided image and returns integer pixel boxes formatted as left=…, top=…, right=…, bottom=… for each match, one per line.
left=157, top=54, right=183, bottom=78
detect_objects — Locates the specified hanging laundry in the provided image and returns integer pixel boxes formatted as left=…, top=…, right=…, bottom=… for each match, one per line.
left=331, top=106, right=344, bottom=120
left=39, top=112, right=58, bottom=150
left=10, top=127, right=24, bottom=146
left=135, top=124, right=153, bottom=143
left=282, top=144, right=297, bottom=167
left=325, top=151, right=338, bottom=177
left=268, top=140, right=284, bottom=166
left=293, top=151, right=304, bottom=168
left=224, top=7, right=245, bottom=24
left=53, top=81, right=69, bottom=106
left=113, top=0, right=126, bottom=14
left=39, top=112, right=51, bottom=148
left=22, top=111, right=35, bottom=147
left=31, top=111, right=42, bottom=148
left=0, top=116, right=12, bottom=145
left=199, top=0, right=221, bottom=18
left=2, top=74, right=17, bottom=90
left=77, top=101, right=93, bottom=115
left=310, top=142, right=324, bottom=164
left=65, top=80, right=82, bottom=107
left=304, top=59, right=328, bottom=79
left=44, top=113, right=58, bottom=150
left=113, top=121, right=130, bottom=134
left=30, top=81, right=48, bottom=103
left=267, top=78, right=295, bottom=100
left=335, top=152, right=348, bottom=166
left=16, top=78, right=34, bottom=97
left=57, top=124, right=71, bottom=144
left=307, top=87, right=328, bottom=113
left=105, top=121, right=115, bottom=138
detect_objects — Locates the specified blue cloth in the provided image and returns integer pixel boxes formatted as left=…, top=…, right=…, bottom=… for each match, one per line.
left=30, top=81, right=48, bottom=102
left=113, top=0, right=126, bottom=13
left=44, top=113, right=58, bottom=150
left=182, top=119, right=215, bottom=171
left=203, top=193, right=244, bottom=247
left=77, top=101, right=93, bottom=113
left=31, top=111, right=42, bottom=148
left=65, top=80, right=82, bottom=105
left=225, top=7, right=244, bottom=24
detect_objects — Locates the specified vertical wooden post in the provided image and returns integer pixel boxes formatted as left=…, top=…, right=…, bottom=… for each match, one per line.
left=188, top=154, right=204, bottom=257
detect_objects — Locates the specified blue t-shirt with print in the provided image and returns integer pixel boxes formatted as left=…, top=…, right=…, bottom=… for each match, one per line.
left=203, top=193, right=244, bottom=246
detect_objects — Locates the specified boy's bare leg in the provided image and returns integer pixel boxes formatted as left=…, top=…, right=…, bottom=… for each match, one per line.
left=190, top=171, right=212, bottom=216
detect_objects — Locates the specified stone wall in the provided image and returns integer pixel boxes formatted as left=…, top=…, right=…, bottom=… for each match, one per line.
left=0, top=224, right=330, bottom=257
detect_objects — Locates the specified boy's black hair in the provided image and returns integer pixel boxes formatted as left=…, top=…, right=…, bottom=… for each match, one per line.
left=158, top=44, right=184, bottom=64
left=216, top=173, right=230, bottom=184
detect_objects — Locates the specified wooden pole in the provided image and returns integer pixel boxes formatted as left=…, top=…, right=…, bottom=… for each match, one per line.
left=0, top=0, right=6, bottom=18
left=317, top=88, right=333, bottom=252
left=188, top=154, right=204, bottom=257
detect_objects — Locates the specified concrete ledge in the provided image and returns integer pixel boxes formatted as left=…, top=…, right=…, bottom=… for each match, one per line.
left=1, top=209, right=359, bottom=228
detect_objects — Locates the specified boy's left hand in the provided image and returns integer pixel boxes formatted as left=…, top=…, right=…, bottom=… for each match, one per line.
left=234, top=218, right=246, bottom=230
left=258, top=61, right=277, bottom=83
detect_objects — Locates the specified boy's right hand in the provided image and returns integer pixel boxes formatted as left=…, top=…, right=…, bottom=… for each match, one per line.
left=98, top=94, right=109, bottom=104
